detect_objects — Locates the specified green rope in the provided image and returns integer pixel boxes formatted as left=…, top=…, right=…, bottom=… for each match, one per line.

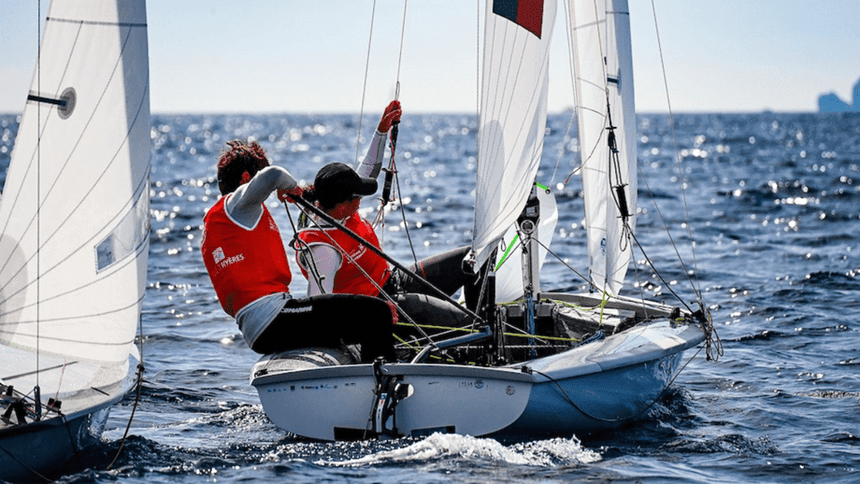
left=495, top=234, right=520, bottom=271
left=598, top=290, right=611, bottom=326
left=393, top=321, right=581, bottom=343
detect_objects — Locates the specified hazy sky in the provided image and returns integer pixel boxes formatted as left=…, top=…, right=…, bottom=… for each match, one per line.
left=2, top=0, right=859, bottom=114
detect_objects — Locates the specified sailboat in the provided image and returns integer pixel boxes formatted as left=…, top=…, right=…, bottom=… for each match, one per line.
left=250, top=0, right=719, bottom=440
left=0, top=0, right=150, bottom=479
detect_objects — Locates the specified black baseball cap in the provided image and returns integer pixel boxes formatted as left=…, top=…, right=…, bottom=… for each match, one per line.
left=314, top=163, right=378, bottom=208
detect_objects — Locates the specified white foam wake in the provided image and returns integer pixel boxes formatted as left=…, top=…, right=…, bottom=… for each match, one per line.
left=320, top=433, right=601, bottom=467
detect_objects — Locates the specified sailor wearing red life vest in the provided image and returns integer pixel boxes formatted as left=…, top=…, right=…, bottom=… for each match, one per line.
left=200, top=139, right=395, bottom=362
left=296, top=163, right=391, bottom=297
left=294, top=101, right=483, bottom=334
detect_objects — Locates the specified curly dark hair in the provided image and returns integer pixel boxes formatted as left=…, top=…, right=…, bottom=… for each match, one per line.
left=216, top=140, right=270, bottom=195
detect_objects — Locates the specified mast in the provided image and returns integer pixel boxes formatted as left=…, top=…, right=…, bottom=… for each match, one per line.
left=517, top=184, right=542, bottom=356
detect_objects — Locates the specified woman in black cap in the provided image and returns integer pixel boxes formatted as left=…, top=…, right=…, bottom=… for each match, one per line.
left=295, top=102, right=479, bottom=336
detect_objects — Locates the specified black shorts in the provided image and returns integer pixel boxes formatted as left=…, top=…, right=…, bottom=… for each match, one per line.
left=252, top=294, right=395, bottom=362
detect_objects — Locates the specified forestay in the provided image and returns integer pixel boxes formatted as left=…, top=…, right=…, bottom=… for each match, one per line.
left=0, top=0, right=150, bottom=409
left=569, top=0, right=637, bottom=296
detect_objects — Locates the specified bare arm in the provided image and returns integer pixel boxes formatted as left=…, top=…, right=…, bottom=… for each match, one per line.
left=225, top=166, right=298, bottom=228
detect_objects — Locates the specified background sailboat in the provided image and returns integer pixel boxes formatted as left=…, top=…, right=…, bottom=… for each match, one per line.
left=0, top=0, right=150, bottom=479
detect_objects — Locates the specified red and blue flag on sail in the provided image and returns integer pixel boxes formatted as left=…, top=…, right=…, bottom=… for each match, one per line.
left=492, top=0, right=544, bottom=38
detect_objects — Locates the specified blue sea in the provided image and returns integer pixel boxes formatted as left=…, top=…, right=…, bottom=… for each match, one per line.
left=1, top=111, right=859, bottom=483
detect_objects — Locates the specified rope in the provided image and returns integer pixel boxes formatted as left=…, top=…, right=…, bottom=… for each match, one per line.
left=700, top=304, right=724, bottom=362
left=393, top=159, right=419, bottom=266
left=284, top=201, right=327, bottom=293
left=0, top=389, right=57, bottom=482
left=391, top=311, right=584, bottom=354
left=106, top=313, right=146, bottom=470
left=105, top=362, right=143, bottom=470
left=495, top=234, right=521, bottom=272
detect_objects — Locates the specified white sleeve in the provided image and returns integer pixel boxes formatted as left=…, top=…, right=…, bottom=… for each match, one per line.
left=355, top=130, right=387, bottom=179
left=303, top=244, right=342, bottom=296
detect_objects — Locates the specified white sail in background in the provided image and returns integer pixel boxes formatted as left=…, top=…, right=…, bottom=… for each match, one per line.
left=472, top=0, right=557, bottom=271
left=0, top=0, right=150, bottom=409
left=569, top=0, right=637, bottom=295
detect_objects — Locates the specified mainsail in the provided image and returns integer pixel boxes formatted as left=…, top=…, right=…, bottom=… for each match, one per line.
left=569, top=0, right=637, bottom=295
left=0, top=0, right=150, bottom=412
left=471, top=0, right=557, bottom=271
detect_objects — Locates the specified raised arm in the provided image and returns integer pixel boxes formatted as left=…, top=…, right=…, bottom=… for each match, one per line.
left=226, top=165, right=299, bottom=228
left=355, top=100, right=401, bottom=179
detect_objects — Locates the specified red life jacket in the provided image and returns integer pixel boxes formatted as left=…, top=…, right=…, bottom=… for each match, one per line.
left=296, top=212, right=390, bottom=297
left=201, top=196, right=292, bottom=316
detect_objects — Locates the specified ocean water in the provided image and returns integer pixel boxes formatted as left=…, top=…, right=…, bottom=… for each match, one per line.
left=1, top=111, right=859, bottom=483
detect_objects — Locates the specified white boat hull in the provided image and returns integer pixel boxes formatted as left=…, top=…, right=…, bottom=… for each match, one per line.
left=251, top=308, right=706, bottom=441
left=252, top=355, right=533, bottom=440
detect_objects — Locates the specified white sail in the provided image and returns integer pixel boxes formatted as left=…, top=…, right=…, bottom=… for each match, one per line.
left=0, top=0, right=150, bottom=410
left=569, top=0, right=637, bottom=296
left=472, top=0, right=557, bottom=271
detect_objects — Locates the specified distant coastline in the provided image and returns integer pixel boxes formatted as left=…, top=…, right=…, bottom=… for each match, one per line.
left=819, top=78, right=860, bottom=112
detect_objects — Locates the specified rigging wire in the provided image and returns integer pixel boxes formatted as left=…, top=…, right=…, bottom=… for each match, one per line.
left=355, top=0, right=378, bottom=163
left=287, top=192, right=484, bottom=322
left=380, top=0, right=419, bottom=265
left=649, top=0, right=703, bottom=300
left=636, top=159, right=698, bottom=297
left=35, top=0, right=42, bottom=401
left=532, top=237, right=592, bottom=290
left=394, top=0, right=409, bottom=87
left=628, top=231, right=693, bottom=313
left=550, top=0, right=579, bottom=186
